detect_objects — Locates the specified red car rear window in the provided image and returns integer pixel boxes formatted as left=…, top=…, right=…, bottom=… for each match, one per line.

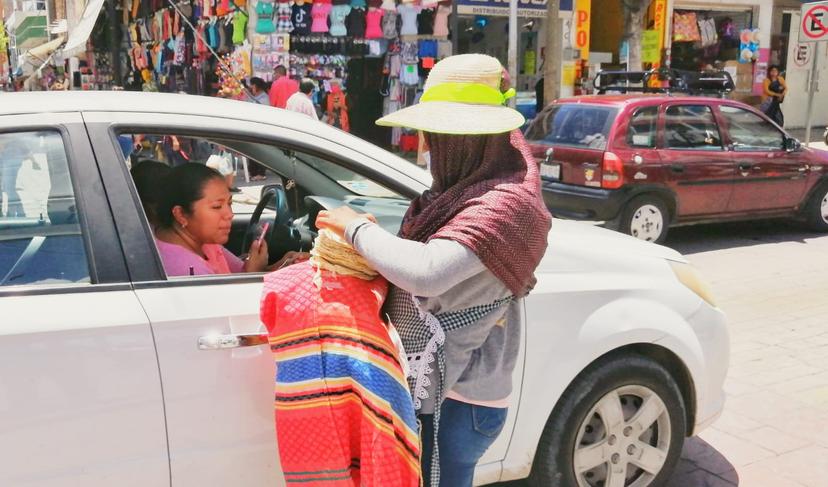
left=525, top=104, right=617, bottom=150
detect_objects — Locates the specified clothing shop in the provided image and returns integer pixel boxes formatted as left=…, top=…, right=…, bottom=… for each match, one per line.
left=665, top=1, right=772, bottom=99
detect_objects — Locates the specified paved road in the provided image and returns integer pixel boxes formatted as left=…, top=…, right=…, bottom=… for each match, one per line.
left=496, top=211, right=828, bottom=486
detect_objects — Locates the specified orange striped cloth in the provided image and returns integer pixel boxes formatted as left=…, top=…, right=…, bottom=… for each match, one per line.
left=260, top=262, right=421, bottom=486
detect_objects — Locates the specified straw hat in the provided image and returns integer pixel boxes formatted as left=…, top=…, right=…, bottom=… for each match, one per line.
left=376, top=54, right=525, bottom=135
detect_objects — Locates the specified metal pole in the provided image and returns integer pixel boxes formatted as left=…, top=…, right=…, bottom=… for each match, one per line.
left=508, top=0, right=518, bottom=107
left=108, top=0, right=122, bottom=86
left=804, top=42, right=821, bottom=148
left=544, top=0, right=561, bottom=104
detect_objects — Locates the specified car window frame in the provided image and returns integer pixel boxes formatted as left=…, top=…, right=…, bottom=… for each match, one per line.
left=716, top=103, right=787, bottom=153
left=624, top=105, right=660, bottom=149
left=661, top=103, right=725, bottom=152
left=526, top=103, right=619, bottom=151
left=82, top=111, right=427, bottom=288
left=0, top=113, right=130, bottom=297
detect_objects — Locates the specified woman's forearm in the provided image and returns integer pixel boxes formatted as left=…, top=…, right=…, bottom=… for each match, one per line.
left=345, top=220, right=485, bottom=297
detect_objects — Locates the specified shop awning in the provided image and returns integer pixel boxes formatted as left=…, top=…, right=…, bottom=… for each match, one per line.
left=25, top=35, right=66, bottom=62
left=62, top=0, right=105, bottom=57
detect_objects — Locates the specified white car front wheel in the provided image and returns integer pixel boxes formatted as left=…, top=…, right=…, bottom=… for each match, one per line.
left=529, top=354, right=686, bottom=487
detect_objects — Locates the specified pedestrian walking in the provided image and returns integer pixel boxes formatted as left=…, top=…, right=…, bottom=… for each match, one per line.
left=761, top=65, right=787, bottom=127
left=315, top=54, right=551, bottom=487
left=269, top=65, right=299, bottom=109
left=248, top=77, right=271, bottom=105
left=285, top=78, right=319, bottom=120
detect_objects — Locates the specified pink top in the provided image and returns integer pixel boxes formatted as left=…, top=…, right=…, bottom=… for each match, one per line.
left=311, top=2, right=332, bottom=33
left=156, top=239, right=244, bottom=277
left=365, top=8, right=384, bottom=39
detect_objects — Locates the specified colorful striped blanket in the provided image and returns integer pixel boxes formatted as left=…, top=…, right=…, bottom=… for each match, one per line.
left=260, top=262, right=421, bottom=486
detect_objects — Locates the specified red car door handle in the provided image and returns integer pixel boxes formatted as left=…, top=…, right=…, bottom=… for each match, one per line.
left=738, top=163, right=753, bottom=172
left=669, top=164, right=685, bottom=173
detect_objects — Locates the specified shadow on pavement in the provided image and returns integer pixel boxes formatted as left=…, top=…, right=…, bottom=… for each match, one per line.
left=490, top=437, right=739, bottom=486
left=665, top=219, right=824, bottom=254
left=666, top=437, right=740, bottom=487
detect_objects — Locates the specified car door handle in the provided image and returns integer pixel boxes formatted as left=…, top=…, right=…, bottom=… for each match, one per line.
left=738, top=163, right=753, bottom=172
left=669, top=164, right=685, bottom=173
left=798, top=165, right=810, bottom=173
left=198, top=333, right=269, bottom=350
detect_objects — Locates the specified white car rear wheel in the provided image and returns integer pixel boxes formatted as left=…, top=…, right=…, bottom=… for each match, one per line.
left=529, top=354, right=686, bottom=487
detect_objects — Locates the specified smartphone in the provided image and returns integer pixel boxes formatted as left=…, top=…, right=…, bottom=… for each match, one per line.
left=256, top=222, right=270, bottom=247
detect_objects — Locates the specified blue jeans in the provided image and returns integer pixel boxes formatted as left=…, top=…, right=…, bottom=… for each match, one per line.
left=419, top=398, right=509, bottom=487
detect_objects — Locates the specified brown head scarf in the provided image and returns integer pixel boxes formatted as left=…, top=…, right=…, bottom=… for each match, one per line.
left=399, top=130, right=551, bottom=297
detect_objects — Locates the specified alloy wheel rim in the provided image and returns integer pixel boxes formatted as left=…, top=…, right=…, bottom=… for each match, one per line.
left=630, top=205, right=664, bottom=242
left=573, top=385, right=672, bottom=487
left=821, top=193, right=828, bottom=224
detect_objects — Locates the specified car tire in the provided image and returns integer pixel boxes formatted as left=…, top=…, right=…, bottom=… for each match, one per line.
left=805, top=182, right=828, bottom=232
left=620, top=195, right=669, bottom=244
left=528, top=354, right=686, bottom=487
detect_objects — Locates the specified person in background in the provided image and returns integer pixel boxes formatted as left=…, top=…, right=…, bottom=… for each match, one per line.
left=130, top=160, right=172, bottom=230
left=316, top=54, right=551, bottom=487
left=325, top=83, right=350, bottom=132
left=285, top=78, right=319, bottom=120
left=269, top=65, right=299, bottom=109
left=248, top=77, right=271, bottom=105
left=762, top=65, right=787, bottom=127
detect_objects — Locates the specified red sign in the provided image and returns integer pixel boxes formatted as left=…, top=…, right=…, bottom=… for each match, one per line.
left=801, top=3, right=828, bottom=42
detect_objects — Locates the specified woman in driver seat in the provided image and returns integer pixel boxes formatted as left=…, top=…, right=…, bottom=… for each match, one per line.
left=154, top=164, right=303, bottom=277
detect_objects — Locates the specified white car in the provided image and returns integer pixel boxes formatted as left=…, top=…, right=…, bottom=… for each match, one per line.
left=0, top=92, right=729, bottom=487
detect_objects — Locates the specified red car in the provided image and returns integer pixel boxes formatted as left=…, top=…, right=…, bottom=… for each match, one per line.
left=526, top=95, right=828, bottom=243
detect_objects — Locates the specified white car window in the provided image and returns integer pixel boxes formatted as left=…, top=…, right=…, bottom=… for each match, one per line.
left=0, top=131, right=90, bottom=287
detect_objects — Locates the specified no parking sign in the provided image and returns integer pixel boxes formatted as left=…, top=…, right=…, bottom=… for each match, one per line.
left=800, top=1, right=828, bottom=43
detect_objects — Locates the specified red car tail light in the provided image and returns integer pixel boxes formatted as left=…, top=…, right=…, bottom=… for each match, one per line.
left=602, top=151, right=624, bottom=189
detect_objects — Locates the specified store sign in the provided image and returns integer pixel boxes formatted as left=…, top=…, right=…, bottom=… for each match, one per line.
left=456, top=0, right=572, bottom=19
left=641, top=30, right=660, bottom=63
left=651, top=0, right=667, bottom=68
left=573, top=0, right=590, bottom=60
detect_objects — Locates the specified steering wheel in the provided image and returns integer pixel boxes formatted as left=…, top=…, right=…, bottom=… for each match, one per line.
left=243, top=184, right=300, bottom=263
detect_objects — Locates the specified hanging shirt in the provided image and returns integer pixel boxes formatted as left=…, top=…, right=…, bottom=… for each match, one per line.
left=382, top=10, right=398, bottom=39
left=291, top=3, right=312, bottom=34
left=329, top=4, right=352, bottom=36
left=365, top=8, right=384, bottom=39
left=346, top=8, right=367, bottom=38
left=417, top=7, right=435, bottom=35
left=276, top=0, right=293, bottom=33
left=433, top=4, right=450, bottom=37
left=311, top=2, right=333, bottom=33
left=397, top=4, right=420, bottom=37
left=232, top=12, right=249, bottom=45
left=256, top=1, right=277, bottom=34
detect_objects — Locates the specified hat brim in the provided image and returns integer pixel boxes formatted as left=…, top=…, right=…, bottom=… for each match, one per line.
left=376, top=101, right=526, bottom=135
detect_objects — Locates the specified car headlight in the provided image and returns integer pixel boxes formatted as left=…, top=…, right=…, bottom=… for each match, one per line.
left=669, top=261, right=717, bottom=308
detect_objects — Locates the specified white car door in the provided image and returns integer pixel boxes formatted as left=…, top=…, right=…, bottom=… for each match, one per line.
left=0, top=114, right=169, bottom=486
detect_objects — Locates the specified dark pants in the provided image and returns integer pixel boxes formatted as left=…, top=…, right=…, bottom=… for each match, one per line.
left=419, top=398, right=508, bottom=487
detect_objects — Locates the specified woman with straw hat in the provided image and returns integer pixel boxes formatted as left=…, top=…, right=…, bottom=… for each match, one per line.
left=316, top=54, right=551, bottom=487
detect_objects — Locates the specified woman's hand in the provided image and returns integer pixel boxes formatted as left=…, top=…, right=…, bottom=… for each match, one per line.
left=316, top=207, right=377, bottom=239
left=244, top=239, right=269, bottom=273
left=268, top=251, right=310, bottom=271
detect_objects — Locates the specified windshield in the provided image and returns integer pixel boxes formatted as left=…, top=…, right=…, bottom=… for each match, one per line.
left=525, top=104, right=617, bottom=150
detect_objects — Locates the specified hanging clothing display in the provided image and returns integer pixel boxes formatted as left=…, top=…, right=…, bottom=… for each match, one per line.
left=397, top=3, right=420, bottom=36
left=291, top=1, right=313, bottom=34
left=311, top=1, right=333, bottom=33
left=365, top=8, right=384, bottom=39
left=346, top=8, right=367, bottom=38
left=330, top=4, right=352, bottom=36
left=417, top=7, right=434, bottom=35
left=433, top=2, right=450, bottom=37
left=276, top=0, right=293, bottom=33
left=256, top=0, right=277, bottom=34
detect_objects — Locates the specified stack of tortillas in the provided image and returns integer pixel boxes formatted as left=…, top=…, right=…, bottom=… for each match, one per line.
left=310, top=229, right=378, bottom=281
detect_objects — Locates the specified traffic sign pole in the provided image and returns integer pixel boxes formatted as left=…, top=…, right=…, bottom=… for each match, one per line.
left=799, top=1, right=828, bottom=147
left=804, top=42, right=820, bottom=148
